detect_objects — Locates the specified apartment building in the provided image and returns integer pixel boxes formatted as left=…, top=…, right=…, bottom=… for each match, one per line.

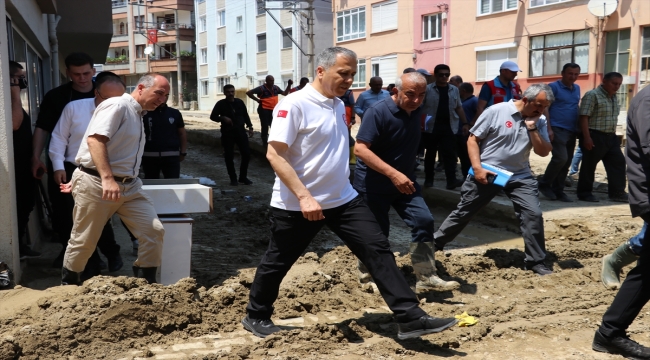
left=195, top=0, right=332, bottom=112
left=413, top=0, right=451, bottom=70
left=106, top=0, right=197, bottom=105
left=450, top=0, right=650, bottom=112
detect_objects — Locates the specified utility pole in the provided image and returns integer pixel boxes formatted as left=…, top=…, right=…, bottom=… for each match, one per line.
left=306, top=0, right=315, bottom=78
left=175, top=9, right=182, bottom=105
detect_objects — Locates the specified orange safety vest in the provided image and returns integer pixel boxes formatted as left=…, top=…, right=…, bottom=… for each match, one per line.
left=486, top=79, right=522, bottom=106
left=259, top=84, right=280, bottom=110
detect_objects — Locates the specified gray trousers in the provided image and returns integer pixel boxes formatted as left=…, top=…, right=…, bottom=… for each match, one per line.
left=434, top=176, right=546, bottom=263
left=540, top=126, right=576, bottom=195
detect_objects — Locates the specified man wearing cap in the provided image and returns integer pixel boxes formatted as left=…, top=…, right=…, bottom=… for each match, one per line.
left=421, top=64, right=469, bottom=190
left=354, top=77, right=391, bottom=120
left=472, top=61, right=523, bottom=124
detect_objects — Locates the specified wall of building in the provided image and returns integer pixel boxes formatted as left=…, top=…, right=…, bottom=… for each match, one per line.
left=413, top=0, right=450, bottom=72
left=299, top=0, right=333, bottom=79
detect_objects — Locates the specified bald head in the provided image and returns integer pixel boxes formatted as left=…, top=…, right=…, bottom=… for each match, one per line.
left=132, top=73, right=170, bottom=110
left=265, top=75, right=275, bottom=87
left=369, top=77, right=383, bottom=93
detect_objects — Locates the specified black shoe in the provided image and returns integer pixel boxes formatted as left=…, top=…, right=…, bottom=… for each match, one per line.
left=229, top=180, right=239, bottom=186
left=609, top=193, right=629, bottom=203
left=446, top=178, right=464, bottom=190
left=19, top=246, right=41, bottom=260
left=52, top=249, right=65, bottom=268
left=61, top=267, right=81, bottom=286
left=99, top=258, right=108, bottom=270
left=242, top=315, right=281, bottom=338
left=133, top=266, right=157, bottom=284
left=107, top=253, right=124, bottom=273
left=397, top=316, right=458, bottom=340
left=579, top=194, right=600, bottom=202
left=555, top=192, right=574, bottom=203
left=239, top=178, right=253, bottom=185
left=526, top=262, right=553, bottom=276
left=593, top=330, right=650, bottom=359
left=424, top=180, right=434, bottom=188
left=538, top=185, right=557, bottom=200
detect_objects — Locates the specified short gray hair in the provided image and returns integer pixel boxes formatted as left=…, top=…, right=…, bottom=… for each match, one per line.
left=316, top=47, right=357, bottom=71
left=137, top=73, right=162, bottom=89
left=395, top=72, right=427, bottom=90
left=522, top=83, right=555, bottom=104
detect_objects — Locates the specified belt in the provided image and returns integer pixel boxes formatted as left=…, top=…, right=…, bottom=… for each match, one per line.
left=143, top=151, right=180, bottom=157
left=589, top=128, right=616, bottom=136
left=79, top=165, right=135, bottom=183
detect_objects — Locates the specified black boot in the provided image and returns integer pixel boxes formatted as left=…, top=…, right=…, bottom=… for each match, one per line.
left=61, top=267, right=81, bottom=286
left=133, top=266, right=158, bottom=284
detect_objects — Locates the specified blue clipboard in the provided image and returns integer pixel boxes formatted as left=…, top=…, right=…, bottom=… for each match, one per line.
left=468, top=163, right=513, bottom=187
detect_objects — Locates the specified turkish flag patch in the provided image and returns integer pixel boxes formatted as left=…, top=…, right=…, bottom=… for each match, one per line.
left=277, top=110, right=288, bottom=118
left=505, top=120, right=513, bottom=128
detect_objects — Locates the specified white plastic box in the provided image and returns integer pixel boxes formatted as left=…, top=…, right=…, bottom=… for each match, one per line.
left=141, top=184, right=213, bottom=214
left=157, top=216, right=194, bottom=285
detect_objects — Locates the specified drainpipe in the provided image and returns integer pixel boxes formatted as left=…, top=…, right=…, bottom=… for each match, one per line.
left=48, top=14, right=61, bottom=87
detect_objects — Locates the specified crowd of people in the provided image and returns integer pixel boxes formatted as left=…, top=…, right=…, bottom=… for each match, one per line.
left=9, top=45, right=650, bottom=357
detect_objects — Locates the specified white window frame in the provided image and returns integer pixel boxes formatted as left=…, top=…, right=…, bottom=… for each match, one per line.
left=422, top=13, right=442, bottom=42
left=201, top=79, right=209, bottom=97
left=336, top=6, right=366, bottom=43
left=236, top=16, right=243, bottom=32
left=217, top=9, right=226, bottom=28
left=476, top=46, right=517, bottom=81
left=199, top=15, right=207, bottom=32
left=257, top=33, right=267, bottom=53
left=217, top=44, right=226, bottom=61
left=217, top=76, right=229, bottom=93
left=281, top=28, right=292, bottom=49
left=370, top=55, right=397, bottom=85
left=477, top=0, right=517, bottom=16
left=200, top=47, right=208, bottom=64
left=237, top=53, right=243, bottom=69
left=372, top=0, right=397, bottom=33
left=529, top=30, right=589, bottom=77
left=352, top=58, right=366, bottom=89
left=530, top=0, right=573, bottom=8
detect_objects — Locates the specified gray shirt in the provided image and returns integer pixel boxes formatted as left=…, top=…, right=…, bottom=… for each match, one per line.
left=471, top=100, right=549, bottom=179
left=76, top=93, right=146, bottom=178
left=421, top=83, right=462, bottom=134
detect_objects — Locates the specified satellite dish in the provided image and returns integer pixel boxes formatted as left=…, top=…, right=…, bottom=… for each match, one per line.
left=587, top=0, right=618, bottom=17
left=144, top=46, right=153, bottom=55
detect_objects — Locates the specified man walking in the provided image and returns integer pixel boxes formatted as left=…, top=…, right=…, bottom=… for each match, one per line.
left=211, top=84, right=254, bottom=186
left=576, top=72, right=628, bottom=202
left=434, top=84, right=554, bottom=276
left=421, top=64, right=469, bottom=189
left=538, top=63, right=581, bottom=202
left=61, top=73, right=170, bottom=285
left=458, top=82, right=478, bottom=178
left=246, top=75, right=291, bottom=146
left=473, top=61, right=522, bottom=123
left=353, top=72, right=460, bottom=292
left=592, top=84, right=650, bottom=359
left=141, top=102, right=187, bottom=179
left=354, top=76, right=390, bottom=120
left=242, top=47, right=457, bottom=340
left=49, top=72, right=126, bottom=278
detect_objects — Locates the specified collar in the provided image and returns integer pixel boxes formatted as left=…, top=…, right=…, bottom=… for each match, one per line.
left=597, top=85, right=615, bottom=99
left=433, top=83, right=451, bottom=92
left=494, top=76, right=512, bottom=89
left=555, top=80, right=575, bottom=91
left=386, top=96, right=418, bottom=117
left=125, top=94, right=144, bottom=115
left=506, top=100, right=523, bottom=119
left=304, top=83, right=334, bottom=104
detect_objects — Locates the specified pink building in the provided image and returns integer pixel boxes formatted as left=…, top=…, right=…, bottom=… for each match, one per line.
left=413, top=0, right=451, bottom=72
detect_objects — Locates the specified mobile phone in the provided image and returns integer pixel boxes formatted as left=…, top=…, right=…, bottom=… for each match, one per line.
left=486, top=174, right=496, bottom=184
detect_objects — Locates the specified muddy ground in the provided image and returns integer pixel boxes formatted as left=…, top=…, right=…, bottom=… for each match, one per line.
left=0, top=119, right=646, bottom=359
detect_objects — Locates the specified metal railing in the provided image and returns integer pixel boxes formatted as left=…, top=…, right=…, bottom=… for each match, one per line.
left=112, top=0, right=127, bottom=8
left=133, top=22, right=195, bottom=31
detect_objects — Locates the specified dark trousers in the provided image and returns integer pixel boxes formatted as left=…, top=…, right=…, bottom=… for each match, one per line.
left=246, top=196, right=426, bottom=322
left=14, top=166, right=35, bottom=242
left=222, top=128, right=251, bottom=180
left=456, top=133, right=471, bottom=178
left=540, top=127, right=576, bottom=195
left=434, top=176, right=546, bottom=263
left=60, top=162, right=120, bottom=266
left=357, top=187, right=434, bottom=243
left=422, top=124, right=458, bottom=185
left=142, top=156, right=181, bottom=179
left=600, top=213, right=650, bottom=337
left=577, top=130, right=626, bottom=198
left=258, top=108, right=273, bottom=144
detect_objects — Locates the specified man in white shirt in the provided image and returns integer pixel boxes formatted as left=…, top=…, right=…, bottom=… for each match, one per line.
left=60, top=73, right=170, bottom=285
left=49, top=72, right=126, bottom=278
left=242, top=47, right=457, bottom=340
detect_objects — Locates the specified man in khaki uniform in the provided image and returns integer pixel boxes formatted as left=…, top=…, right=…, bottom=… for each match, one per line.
left=61, top=73, right=171, bottom=285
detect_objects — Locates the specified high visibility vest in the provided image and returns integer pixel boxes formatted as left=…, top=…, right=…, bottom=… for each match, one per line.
left=486, top=79, right=521, bottom=107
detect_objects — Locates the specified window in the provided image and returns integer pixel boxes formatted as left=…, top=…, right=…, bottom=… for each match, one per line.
left=236, top=16, right=243, bottom=32
left=478, top=0, right=517, bottom=15
left=257, top=0, right=265, bottom=15
left=605, top=29, right=631, bottom=75
left=370, top=56, right=397, bottom=85
left=352, top=58, right=366, bottom=88
left=282, top=29, right=292, bottom=49
left=422, top=13, right=442, bottom=41
left=476, top=47, right=517, bottom=81
left=199, top=16, right=206, bottom=32
left=372, top=1, right=397, bottom=33
left=218, top=44, right=226, bottom=61
left=134, top=15, right=144, bottom=30
left=530, top=0, right=572, bottom=7
left=200, top=48, right=207, bottom=64
left=336, top=7, right=366, bottom=42
left=257, top=33, right=267, bottom=52
left=237, top=53, right=243, bottom=69
left=529, top=30, right=589, bottom=77
left=640, top=27, right=650, bottom=90
left=201, top=80, right=209, bottom=96
left=136, top=45, right=145, bottom=59
left=217, top=77, right=229, bottom=92
left=119, top=22, right=125, bottom=35
left=218, top=10, right=226, bottom=27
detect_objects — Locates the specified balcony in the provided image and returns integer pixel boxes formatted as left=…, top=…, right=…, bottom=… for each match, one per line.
left=149, top=57, right=196, bottom=73
left=145, top=0, right=194, bottom=11
left=112, top=0, right=127, bottom=14
left=133, top=22, right=196, bottom=42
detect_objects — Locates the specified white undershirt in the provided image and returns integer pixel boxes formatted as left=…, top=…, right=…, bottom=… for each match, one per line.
left=49, top=98, right=97, bottom=171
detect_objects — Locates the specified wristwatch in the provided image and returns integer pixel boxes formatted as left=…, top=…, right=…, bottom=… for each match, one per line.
left=527, top=125, right=538, bottom=132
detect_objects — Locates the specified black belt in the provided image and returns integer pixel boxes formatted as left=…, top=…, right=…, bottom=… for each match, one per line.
left=589, top=128, right=616, bottom=136
left=79, top=165, right=135, bottom=183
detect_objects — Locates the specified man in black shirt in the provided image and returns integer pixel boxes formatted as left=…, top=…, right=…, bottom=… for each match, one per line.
left=142, top=102, right=187, bottom=179
left=211, top=84, right=254, bottom=186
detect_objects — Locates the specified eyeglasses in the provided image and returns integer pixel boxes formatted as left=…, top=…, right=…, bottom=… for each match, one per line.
left=96, top=90, right=108, bottom=100
left=437, top=73, right=451, bottom=78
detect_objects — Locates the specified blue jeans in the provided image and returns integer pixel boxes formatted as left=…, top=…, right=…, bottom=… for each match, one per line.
left=569, top=146, right=582, bottom=175
left=628, top=222, right=648, bottom=255
left=356, top=186, right=434, bottom=243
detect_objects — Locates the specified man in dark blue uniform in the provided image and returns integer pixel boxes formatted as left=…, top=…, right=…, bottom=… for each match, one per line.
left=141, top=102, right=187, bottom=179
